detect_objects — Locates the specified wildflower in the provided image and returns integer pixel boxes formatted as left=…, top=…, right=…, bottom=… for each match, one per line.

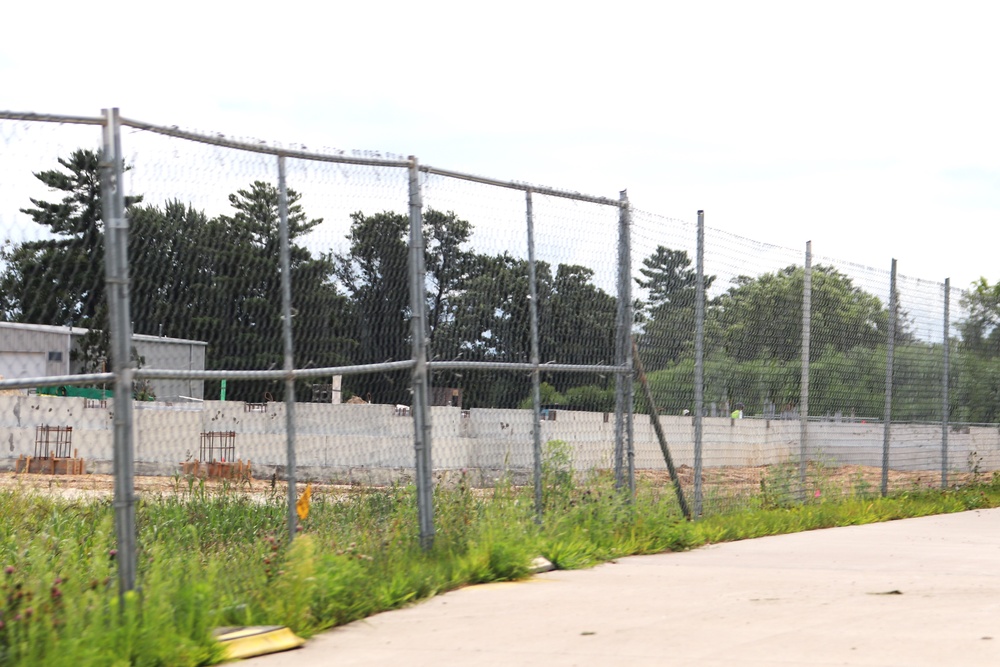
left=3, top=566, right=13, bottom=575
left=109, top=549, right=118, bottom=560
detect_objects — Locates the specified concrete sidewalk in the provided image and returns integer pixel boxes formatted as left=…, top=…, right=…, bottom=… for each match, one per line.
left=243, top=508, right=1000, bottom=666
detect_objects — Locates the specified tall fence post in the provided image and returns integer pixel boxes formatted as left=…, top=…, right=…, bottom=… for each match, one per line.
left=622, top=192, right=635, bottom=501
left=942, top=277, right=950, bottom=489
left=799, top=241, right=812, bottom=498
left=277, top=155, right=298, bottom=542
left=693, top=210, right=705, bottom=516
left=525, top=189, right=543, bottom=521
left=408, top=157, right=434, bottom=549
left=100, top=107, right=137, bottom=594
left=613, top=192, right=629, bottom=491
left=882, top=258, right=897, bottom=497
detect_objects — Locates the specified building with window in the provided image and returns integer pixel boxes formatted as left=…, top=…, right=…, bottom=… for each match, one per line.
left=0, top=322, right=206, bottom=400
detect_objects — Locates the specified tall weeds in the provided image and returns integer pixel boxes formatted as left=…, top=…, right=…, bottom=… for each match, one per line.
left=1, top=469, right=998, bottom=666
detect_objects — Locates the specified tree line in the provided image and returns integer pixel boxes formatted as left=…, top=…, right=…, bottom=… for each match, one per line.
left=0, top=150, right=615, bottom=405
left=2, top=149, right=998, bottom=422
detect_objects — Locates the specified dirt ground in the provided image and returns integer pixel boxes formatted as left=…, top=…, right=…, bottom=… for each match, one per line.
left=0, top=463, right=982, bottom=503
left=643, top=464, right=981, bottom=499
left=0, top=471, right=330, bottom=501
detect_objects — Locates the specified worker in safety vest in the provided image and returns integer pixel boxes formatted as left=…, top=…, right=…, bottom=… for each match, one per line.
left=730, top=403, right=744, bottom=419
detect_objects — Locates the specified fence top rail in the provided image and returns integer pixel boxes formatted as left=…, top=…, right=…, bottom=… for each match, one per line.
left=118, top=116, right=412, bottom=168
left=2, top=110, right=626, bottom=208
left=420, top=165, right=626, bottom=207
left=118, top=116, right=624, bottom=206
left=0, top=111, right=105, bottom=126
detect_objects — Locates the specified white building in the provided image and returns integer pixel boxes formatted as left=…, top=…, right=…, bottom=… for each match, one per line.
left=0, top=322, right=207, bottom=400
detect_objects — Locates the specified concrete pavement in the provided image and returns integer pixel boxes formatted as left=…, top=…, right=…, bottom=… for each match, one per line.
left=243, top=508, right=1000, bottom=666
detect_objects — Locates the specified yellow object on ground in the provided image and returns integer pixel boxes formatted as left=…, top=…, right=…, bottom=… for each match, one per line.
left=296, top=482, right=312, bottom=520
left=214, top=625, right=305, bottom=660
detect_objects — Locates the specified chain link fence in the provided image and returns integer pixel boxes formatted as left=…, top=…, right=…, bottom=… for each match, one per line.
left=1, top=109, right=998, bottom=594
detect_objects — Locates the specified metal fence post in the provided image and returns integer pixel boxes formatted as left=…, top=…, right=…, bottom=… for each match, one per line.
left=693, top=211, right=705, bottom=516
left=277, top=155, right=298, bottom=542
left=613, top=193, right=629, bottom=491
left=882, top=258, right=897, bottom=497
left=621, top=192, right=635, bottom=501
left=799, top=241, right=812, bottom=499
left=525, top=189, right=543, bottom=521
left=408, top=157, right=434, bottom=549
left=100, top=107, right=137, bottom=594
left=942, top=278, right=950, bottom=489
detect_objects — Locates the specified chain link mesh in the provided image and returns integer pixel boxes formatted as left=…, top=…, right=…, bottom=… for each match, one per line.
left=421, top=172, right=625, bottom=481
left=1, top=110, right=998, bottom=526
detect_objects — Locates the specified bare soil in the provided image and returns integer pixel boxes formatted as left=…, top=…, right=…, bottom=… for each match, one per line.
left=0, top=472, right=353, bottom=501
left=642, top=464, right=981, bottom=498
left=0, top=464, right=983, bottom=503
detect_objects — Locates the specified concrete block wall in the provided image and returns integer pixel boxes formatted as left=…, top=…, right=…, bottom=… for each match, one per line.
left=3, top=394, right=1000, bottom=480
left=0, top=395, right=113, bottom=461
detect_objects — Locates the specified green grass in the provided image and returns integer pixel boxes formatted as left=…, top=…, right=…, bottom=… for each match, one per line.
left=2, top=470, right=1000, bottom=666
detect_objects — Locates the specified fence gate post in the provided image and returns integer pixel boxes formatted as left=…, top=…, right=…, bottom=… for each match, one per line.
left=525, top=190, right=544, bottom=521
left=799, top=241, right=812, bottom=499
left=408, top=157, right=434, bottom=549
left=613, top=191, right=633, bottom=494
left=277, top=155, right=299, bottom=543
left=942, top=278, right=950, bottom=489
left=882, top=259, right=897, bottom=497
left=694, top=211, right=706, bottom=516
left=622, top=192, right=635, bottom=500
left=100, top=107, right=137, bottom=594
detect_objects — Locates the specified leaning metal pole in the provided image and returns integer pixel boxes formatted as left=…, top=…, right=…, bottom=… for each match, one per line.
left=693, top=211, right=705, bottom=516
left=100, top=108, right=137, bottom=593
left=882, top=259, right=897, bottom=497
left=799, top=241, right=812, bottom=499
left=408, top=157, right=435, bottom=549
left=277, top=156, right=299, bottom=543
left=634, top=338, right=691, bottom=520
left=942, top=278, right=950, bottom=489
left=526, top=190, right=544, bottom=521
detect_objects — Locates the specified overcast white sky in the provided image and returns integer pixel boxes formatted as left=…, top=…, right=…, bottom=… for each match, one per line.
left=3, top=0, right=998, bottom=294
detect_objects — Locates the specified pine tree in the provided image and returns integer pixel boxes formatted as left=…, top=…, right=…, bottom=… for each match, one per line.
left=0, top=149, right=130, bottom=326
